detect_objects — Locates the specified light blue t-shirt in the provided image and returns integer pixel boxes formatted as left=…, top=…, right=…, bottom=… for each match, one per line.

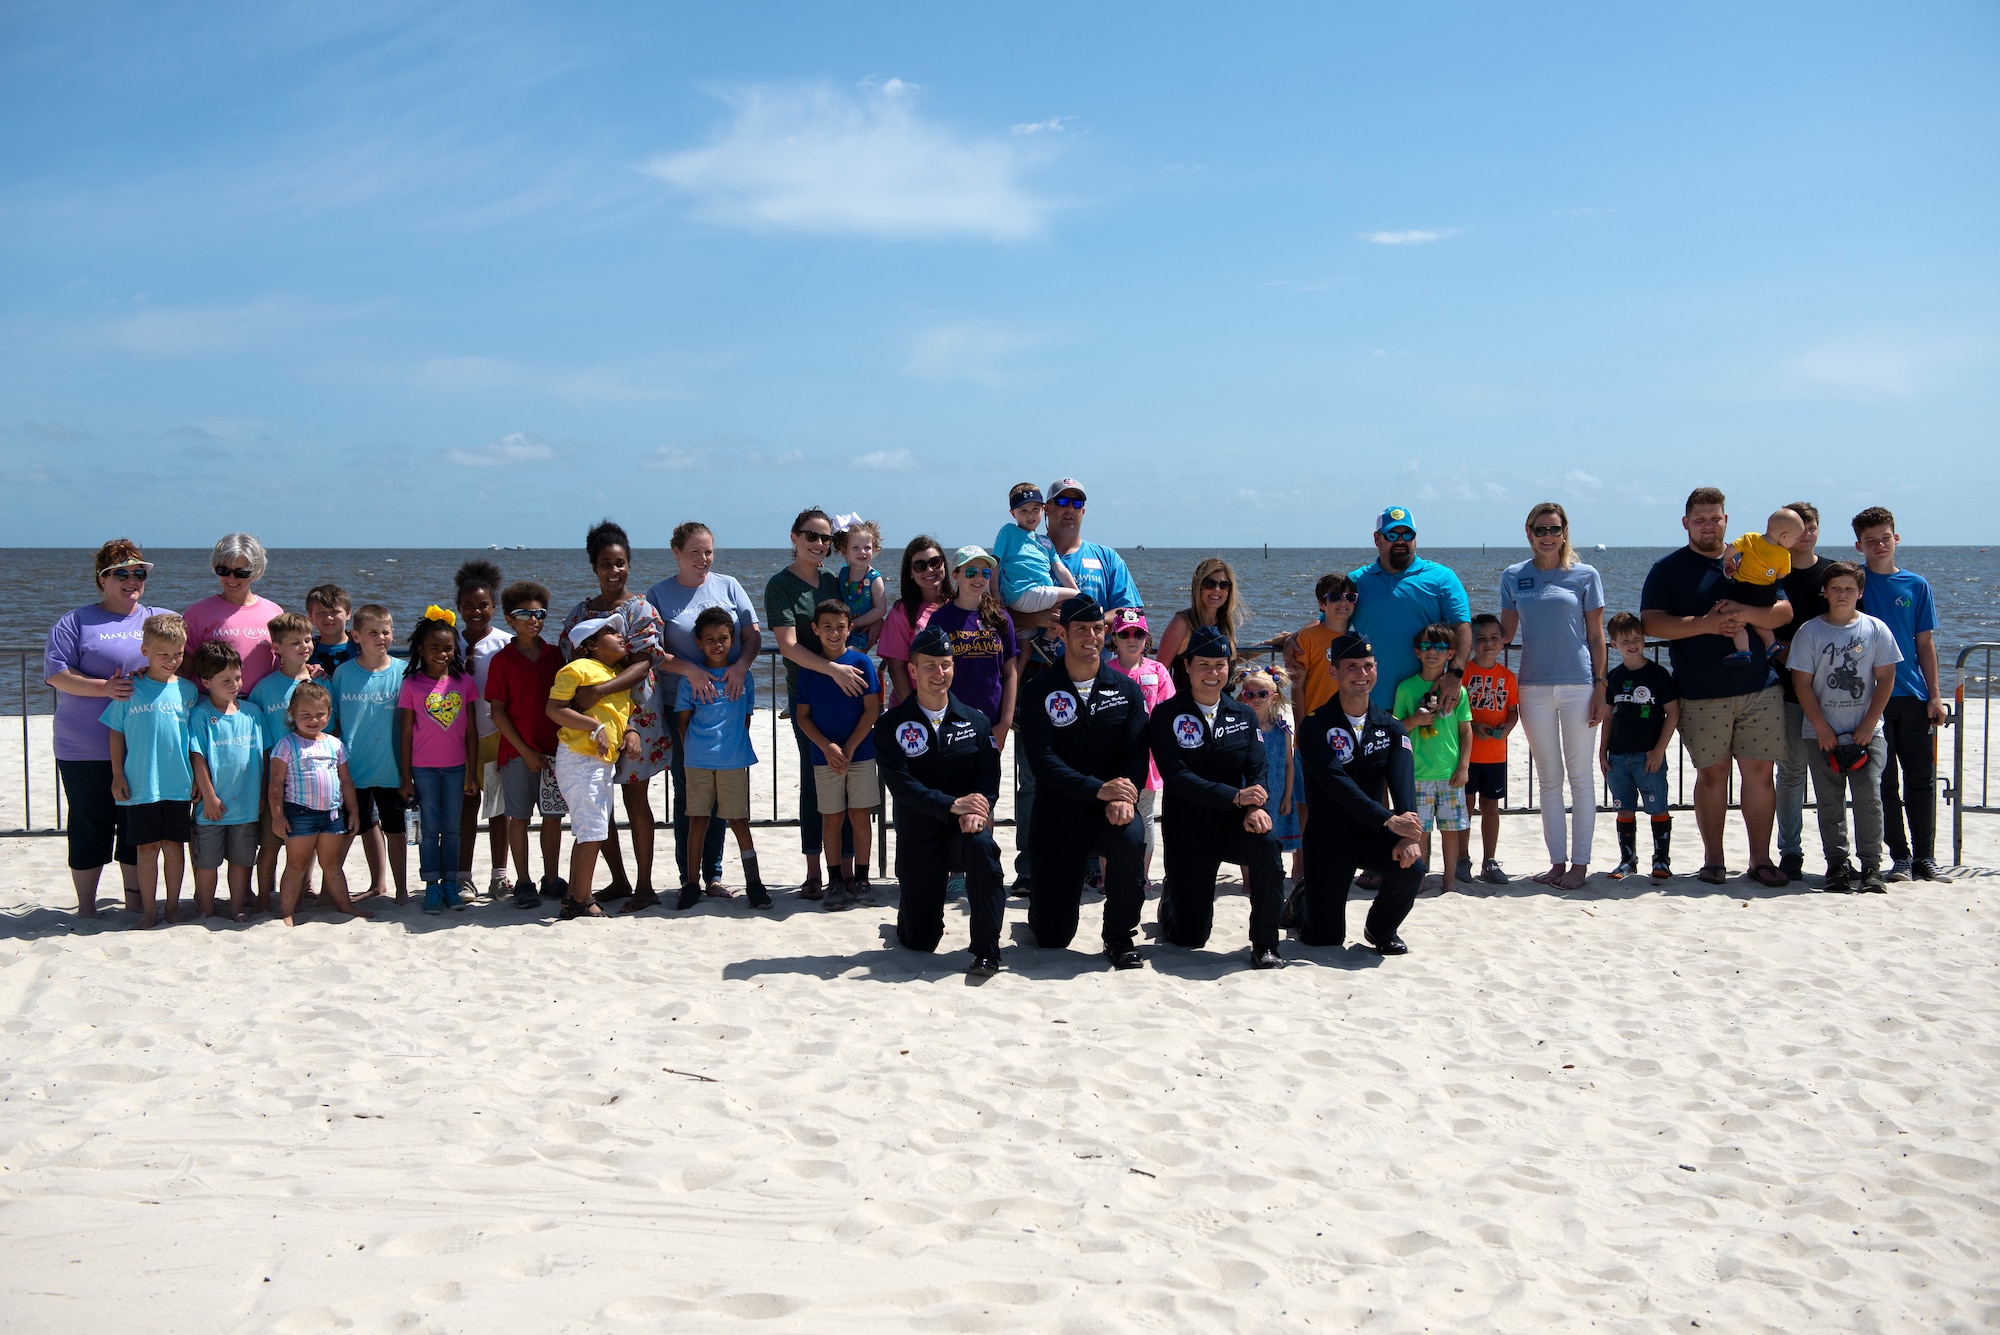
left=673, top=667, right=757, bottom=770
left=1859, top=567, right=1938, bottom=700
left=1059, top=540, right=1143, bottom=611
left=1499, top=559, right=1606, bottom=686
left=994, top=523, right=1062, bottom=605
left=1349, top=556, right=1473, bottom=710
left=645, top=573, right=759, bottom=667
left=189, top=701, right=265, bottom=826
left=331, top=656, right=407, bottom=789
left=101, top=674, right=198, bottom=805
left=244, top=671, right=305, bottom=752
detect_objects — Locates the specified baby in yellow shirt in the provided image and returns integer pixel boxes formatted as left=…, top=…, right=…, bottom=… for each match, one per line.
left=1721, top=507, right=1805, bottom=664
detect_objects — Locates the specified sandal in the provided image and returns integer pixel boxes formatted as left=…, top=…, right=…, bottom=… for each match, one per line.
left=703, top=881, right=736, bottom=899
left=1696, top=864, right=1728, bottom=885
left=798, top=873, right=824, bottom=902
left=559, top=896, right=605, bottom=919
left=620, top=889, right=661, bottom=913
left=1747, top=864, right=1789, bottom=888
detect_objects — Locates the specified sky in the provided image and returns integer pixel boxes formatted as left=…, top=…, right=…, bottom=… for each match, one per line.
left=2, top=1, right=1996, bottom=550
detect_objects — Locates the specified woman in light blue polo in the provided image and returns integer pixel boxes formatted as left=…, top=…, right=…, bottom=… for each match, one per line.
left=1499, top=501, right=1606, bottom=889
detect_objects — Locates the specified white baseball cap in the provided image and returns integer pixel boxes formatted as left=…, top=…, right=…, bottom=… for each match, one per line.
left=567, top=610, right=627, bottom=651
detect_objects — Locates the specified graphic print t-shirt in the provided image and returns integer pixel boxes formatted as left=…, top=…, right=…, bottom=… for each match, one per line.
left=397, top=671, right=479, bottom=768
left=1603, top=659, right=1680, bottom=755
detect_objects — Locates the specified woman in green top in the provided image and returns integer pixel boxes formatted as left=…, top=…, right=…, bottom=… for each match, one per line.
left=765, top=507, right=866, bottom=897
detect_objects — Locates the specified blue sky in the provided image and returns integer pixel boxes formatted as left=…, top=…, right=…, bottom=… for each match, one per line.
left=3, top=2, right=1995, bottom=549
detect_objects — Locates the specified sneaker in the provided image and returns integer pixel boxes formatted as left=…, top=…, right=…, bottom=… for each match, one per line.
left=823, top=877, right=854, bottom=912
left=967, top=955, right=1001, bottom=978
left=1885, top=858, right=1912, bottom=883
left=1455, top=856, right=1473, bottom=885
left=1912, top=857, right=1953, bottom=883
left=945, top=873, right=966, bottom=901
left=512, top=884, right=541, bottom=910
left=1778, top=853, right=1804, bottom=881
left=1822, top=863, right=1856, bottom=894
left=1011, top=872, right=1033, bottom=897
left=443, top=880, right=468, bottom=912
left=675, top=882, right=701, bottom=911
left=540, top=875, right=568, bottom=900
left=1480, top=859, right=1509, bottom=885
left=422, top=883, right=445, bottom=915
left=850, top=877, right=878, bottom=908
left=1859, top=866, right=1889, bottom=893
left=488, top=871, right=512, bottom=901
left=747, top=881, right=773, bottom=911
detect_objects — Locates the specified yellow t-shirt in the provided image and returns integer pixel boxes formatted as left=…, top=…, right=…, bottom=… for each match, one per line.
left=1731, top=532, right=1792, bottom=586
left=549, top=658, right=631, bottom=760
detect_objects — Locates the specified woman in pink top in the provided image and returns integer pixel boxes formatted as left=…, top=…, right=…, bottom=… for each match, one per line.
left=1107, top=609, right=1175, bottom=885
left=182, top=533, right=284, bottom=691
left=396, top=610, right=481, bottom=914
left=878, top=535, right=952, bottom=705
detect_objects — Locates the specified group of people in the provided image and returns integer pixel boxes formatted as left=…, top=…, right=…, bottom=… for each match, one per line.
left=44, top=479, right=1954, bottom=973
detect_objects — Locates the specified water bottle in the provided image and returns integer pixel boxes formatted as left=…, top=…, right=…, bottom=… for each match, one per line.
left=405, top=808, right=420, bottom=846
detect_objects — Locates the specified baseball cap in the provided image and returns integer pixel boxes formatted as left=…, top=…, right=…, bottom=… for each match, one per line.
left=952, top=545, right=995, bottom=570
left=1047, top=477, right=1086, bottom=501
left=1107, top=609, right=1148, bottom=635
left=567, top=610, right=627, bottom=651
left=1376, top=506, right=1416, bottom=536
left=1008, top=484, right=1044, bottom=507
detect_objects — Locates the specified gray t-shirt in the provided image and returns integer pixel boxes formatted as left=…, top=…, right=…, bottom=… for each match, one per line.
left=1789, top=612, right=1903, bottom=740
left=1499, top=559, right=1605, bottom=686
left=645, top=573, right=759, bottom=667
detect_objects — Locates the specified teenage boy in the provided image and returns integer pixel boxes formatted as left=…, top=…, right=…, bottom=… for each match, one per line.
left=1851, top=507, right=1951, bottom=882
left=1392, top=626, right=1473, bottom=895
left=1462, top=613, right=1518, bottom=884
left=104, top=612, right=198, bottom=927
left=796, top=600, right=884, bottom=911
left=486, top=581, right=567, bottom=910
left=330, top=605, right=409, bottom=900
left=1771, top=501, right=1827, bottom=881
left=673, top=607, right=767, bottom=910
left=1791, top=561, right=1901, bottom=893
left=306, top=584, right=359, bottom=679
left=1599, top=612, right=1680, bottom=882
left=187, top=640, right=263, bottom=920
left=245, top=612, right=317, bottom=910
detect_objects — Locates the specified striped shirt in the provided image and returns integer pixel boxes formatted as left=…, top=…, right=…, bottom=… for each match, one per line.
left=271, top=732, right=347, bottom=811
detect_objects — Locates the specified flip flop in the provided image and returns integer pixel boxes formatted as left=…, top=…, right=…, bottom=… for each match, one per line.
left=703, top=882, right=737, bottom=899
left=1696, top=864, right=1728, bottom=885
left=1747, top=864, right=1789, bottom=888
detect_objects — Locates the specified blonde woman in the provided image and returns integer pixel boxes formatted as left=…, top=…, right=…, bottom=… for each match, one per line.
left=1498, top=501, right=1607, bottom=889
left=1155, top=558, right=1246, bottom=675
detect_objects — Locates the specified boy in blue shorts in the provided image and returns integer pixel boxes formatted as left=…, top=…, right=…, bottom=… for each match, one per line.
left=331, top=604, right=409, bottom=900
left=246, top=611, right=317, bottom=909
left=1599, top=612, right=1680, bottom=882
left=187, top=640, right=264, bottom=921
left=104, top=612, right=198, bottom=927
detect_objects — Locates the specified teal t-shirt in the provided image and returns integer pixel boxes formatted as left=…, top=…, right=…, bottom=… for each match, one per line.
left=244, top=671, right=306, bottom=752
left=331, top=657, right=407, bottom=789
left=1392, top=672, right=1473, bottom=782
left=101, top=674, right=199, bottom=805
left=189, top=700, right=265, bottom=826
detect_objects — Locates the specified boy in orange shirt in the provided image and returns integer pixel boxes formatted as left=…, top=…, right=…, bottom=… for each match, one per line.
left=1461, top=613, right=1519, bottom=885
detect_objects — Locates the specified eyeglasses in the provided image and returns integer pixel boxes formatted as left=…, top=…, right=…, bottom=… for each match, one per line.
left=1238, top=687, right=1273, bottom=700
left=958, top=566, right=994, bottom=580
left=1381, top=529, right=1415, bottom=542
left=214, top=564, right=254, bottom=580
left=1201, top=577, right=1232, bottom=592
left=911, top=556, right=946, bottom=573
left=1530, top=524, right=1566, bottom=538
left=795, top=531, right=834, bottom=546
left=1416, top=640, right=1452, bottom=652
left=508, top=608, right=548, bottom=622
left=101, top=563, right=153, bottom=582
left=1051, top=495, right=1085, bottom=508
left=1114, top=628, right=1148, bottom=640
left=1320, top=590, right=1357, bottom=603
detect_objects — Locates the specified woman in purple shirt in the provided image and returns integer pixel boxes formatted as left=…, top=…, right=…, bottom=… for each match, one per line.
left=44, top=538, right=166, bottom=916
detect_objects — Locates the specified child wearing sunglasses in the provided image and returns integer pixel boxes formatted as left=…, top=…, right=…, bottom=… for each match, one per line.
left=993, top=481, right=1079, bottom=623
left=1235, top=665, right=1300, bottom=876
left=1107, top=609, right=1173, bottom=884
left=486, top=580, right=569, bottom=908
left=1394, top=624, right=1474, bottom=895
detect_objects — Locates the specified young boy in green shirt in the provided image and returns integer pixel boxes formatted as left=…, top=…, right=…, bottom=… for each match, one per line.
left=1394, top=623, right=1474, bottom=894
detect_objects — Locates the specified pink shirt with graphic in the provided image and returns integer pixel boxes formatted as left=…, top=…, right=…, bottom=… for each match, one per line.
left=876, top=600, right=945, bottom=706
left=397, top=671, right=480, bottom=768
left=182, top=594, right=284, bottom=691
left=1111, top=655, right=1176, bottom=790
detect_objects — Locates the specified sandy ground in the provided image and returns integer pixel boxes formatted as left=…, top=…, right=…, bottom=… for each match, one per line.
left=2, top=712, right=1997, bottom=1333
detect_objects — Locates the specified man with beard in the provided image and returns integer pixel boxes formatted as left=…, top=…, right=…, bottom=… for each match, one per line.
left=1349, top=506, right=1472, bottom=712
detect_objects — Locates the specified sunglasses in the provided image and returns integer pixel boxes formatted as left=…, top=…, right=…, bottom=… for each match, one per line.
left=508, top=608, right=548, bottom=622
left=1320, top=590, right=1357, bottom=603
left=795, top=531, right=834, bottom=546
left=1201, top=577, right=1232, bottom=592
left=958, top=566, right=994, bottom=580
left=1381, top=529, right=1415, bottom=543
left=1051, top=495, right=1085, bottom=508
left=101, top=564, right=153, bottom=581
left=1113, top=628, right=1148, bottom=639
left=911, top=556, right=946, bottom=573
left=1530, top=524, right=1566, bottom=538
left=1417, top=640, right=1452, bottom=652
left=1238, top=687, right=1273, bottom=700
left=214, top=564, right=254, bottom=580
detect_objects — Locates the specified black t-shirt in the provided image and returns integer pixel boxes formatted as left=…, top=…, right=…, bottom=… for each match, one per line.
left=1775, top=556, right=1829, bottom=703
left=1604, top=659, right=1680, bottom=755
left=1639, top=545, right=1786, bottom=700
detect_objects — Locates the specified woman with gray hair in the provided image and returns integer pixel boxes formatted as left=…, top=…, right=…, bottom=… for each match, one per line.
left=182, top=532, right=286, bottom=691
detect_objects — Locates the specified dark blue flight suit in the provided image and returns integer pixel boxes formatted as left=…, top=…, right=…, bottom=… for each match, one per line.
left=1293, top=700, right=1424, bottom=947
left=1148, top=693, right=1285, bottom=951
left=874, top=693, right=1006, bottom=959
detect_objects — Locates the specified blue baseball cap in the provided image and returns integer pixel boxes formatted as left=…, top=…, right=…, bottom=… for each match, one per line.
left=1376, top=506, right=1416, bottom=536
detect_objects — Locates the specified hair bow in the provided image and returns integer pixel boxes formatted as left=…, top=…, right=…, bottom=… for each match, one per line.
left=423, top=604, right=457, bottom=626
left=832, top=511, right=866, bottom=532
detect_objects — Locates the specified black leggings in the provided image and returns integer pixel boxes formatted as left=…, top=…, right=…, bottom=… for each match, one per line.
left=58, top=759, right=135, bottom=872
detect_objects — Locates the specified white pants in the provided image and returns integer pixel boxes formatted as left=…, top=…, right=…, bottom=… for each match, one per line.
left=554, top=747, right=614, bottom=843
left=1006, top=585, right=1072, bottom=614
left=1520, top=683, right=1598, bottom=866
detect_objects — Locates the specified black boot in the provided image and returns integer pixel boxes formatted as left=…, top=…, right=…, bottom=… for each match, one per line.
left=1609, top=818, right=1639, bottom=880
left=1650, top=816, right=1673, bottom=883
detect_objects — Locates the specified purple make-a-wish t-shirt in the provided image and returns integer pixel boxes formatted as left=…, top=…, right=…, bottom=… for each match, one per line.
left=44, top=602, right=166, bottom=762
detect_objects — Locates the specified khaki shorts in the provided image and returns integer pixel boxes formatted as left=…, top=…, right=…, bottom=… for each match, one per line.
left=813, top=758, right=880, bottom=813
left=687, top=767, right=750, bottom=821
left=1679, top=686, right=1784, bottom=770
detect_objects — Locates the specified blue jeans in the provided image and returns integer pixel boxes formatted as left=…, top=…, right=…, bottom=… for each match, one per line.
left=669, top=747, right=725, bottom=885
left=411, top=765, right=465, bottom=886
left=1607, top=753, right=1669, bottom=816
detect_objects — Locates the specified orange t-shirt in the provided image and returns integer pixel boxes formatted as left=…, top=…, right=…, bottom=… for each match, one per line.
left=1463, top=662, right=1517, bottom=765
left=1291, top=622, right=1340, bottom=717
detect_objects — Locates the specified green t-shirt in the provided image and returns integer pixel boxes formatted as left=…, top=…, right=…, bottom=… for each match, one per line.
left=764, top=565, right=843, bottom=698
left=1393, top=672, right=1472, bottom=782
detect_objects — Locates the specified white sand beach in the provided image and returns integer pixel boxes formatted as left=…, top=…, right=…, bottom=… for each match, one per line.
left=2, top=710, right=1996, bottom=1333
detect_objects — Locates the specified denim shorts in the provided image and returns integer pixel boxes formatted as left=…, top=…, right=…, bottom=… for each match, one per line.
left=1607, top=752, right=1670, bottom=815
left=282, top=801, right=347, bottom=837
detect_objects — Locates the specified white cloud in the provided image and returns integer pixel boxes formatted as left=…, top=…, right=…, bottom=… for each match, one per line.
left=642, top=441, right=806, bottom=473
left=1010, top=116, right=1072, bottom=136
left=107, top=298, right=318, bottom=357
left=1361, top=228, right=1457, bottom=246
left=646, top=80, right=1052, bottom=240
left=903, top=323, right=1036, bottom=385
left=1783, top=336, right=1964, bottom=401
left=442, top=431, right=555, bottom=468
left=850, top=449, right=919, bottom=473
left=1565, top=470, right=1602, bottom=491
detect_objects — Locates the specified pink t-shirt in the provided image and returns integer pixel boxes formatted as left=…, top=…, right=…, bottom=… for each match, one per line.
left=396, top=671, right=480, bottom=769
left=876, top=600, right=945, bottom=705
left=1111, top=655, right=1176, bottom=790
left=182, top=594, right=283, bottom=691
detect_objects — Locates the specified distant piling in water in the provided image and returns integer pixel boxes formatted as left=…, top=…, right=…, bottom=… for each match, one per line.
left=1264, top=543, right=1269, bottom=559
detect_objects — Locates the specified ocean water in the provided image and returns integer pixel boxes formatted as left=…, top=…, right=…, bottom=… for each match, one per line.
left=4, top=545, right=1998, bottom=704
